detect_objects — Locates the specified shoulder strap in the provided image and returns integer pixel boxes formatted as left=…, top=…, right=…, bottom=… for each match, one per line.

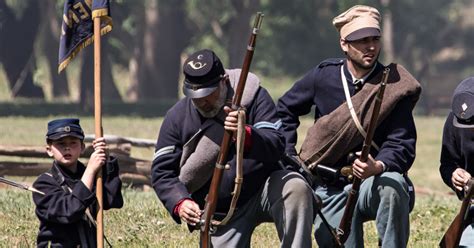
left=47, top=164, right=97, bottom=247
left=340, top=66, right=380, bottom=151
left=50, top=164, right=72, bottom=193
left=318, top=58, right=344, bottom=68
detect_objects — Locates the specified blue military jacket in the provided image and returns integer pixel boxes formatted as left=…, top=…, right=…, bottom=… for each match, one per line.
left=277, top=58, right=417, bottom=173
left=151, top=85, right=284, bottom=223
left=33, top=158, right=123, bottom=248
left=440, top=112, right=474, bottom=195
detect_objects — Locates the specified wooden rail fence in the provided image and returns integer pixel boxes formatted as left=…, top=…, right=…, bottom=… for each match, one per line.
left=0, top=134, right=155, bottom=186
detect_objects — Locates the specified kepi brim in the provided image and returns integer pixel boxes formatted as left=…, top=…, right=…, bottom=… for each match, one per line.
left=345, top=27, right=380, bottom=41
left=182, top=84, right=219, bottom=99
left=47, top=132, right=84, bottom=141
left=453, top=117, right=474, bottom=129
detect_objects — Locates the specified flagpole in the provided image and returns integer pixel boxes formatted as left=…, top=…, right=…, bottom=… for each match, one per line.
left=93, top=14, right=105, bottom=248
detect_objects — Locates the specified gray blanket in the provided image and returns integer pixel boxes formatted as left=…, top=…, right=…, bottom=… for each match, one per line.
left=179, top=69, right=260, bottom=193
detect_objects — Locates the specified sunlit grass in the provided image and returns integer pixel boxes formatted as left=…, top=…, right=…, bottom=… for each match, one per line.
left=0, top=115, right=462, bottom=247
left=0, top=187, right=459, bottom=247
left=0, top=64, right=12, bottom=101
left=259, top=74, right=297, bottom=102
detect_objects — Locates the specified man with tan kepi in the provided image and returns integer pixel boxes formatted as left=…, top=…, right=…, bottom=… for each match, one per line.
left=277, top=5, right=421, bottom=247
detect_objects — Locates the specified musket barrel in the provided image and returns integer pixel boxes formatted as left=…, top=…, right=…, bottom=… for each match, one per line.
left=440, top=178, right=474, bottom=247
left=0, top=176, right=44, bottom=195
left=200, top=12, right=264, bottom=248
left=336, top=67, right=390, bottom=246
left=232, top=12, right=263, bottom=108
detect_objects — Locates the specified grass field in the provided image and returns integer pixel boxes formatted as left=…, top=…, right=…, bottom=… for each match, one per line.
left=0, top=115, right=461, bottom=247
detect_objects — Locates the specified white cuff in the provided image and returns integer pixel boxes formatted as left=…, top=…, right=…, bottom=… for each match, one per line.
left=379, top=161, right=387, bottom=172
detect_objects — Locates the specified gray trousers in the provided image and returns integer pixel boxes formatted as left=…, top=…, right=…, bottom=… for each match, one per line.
left=210, top=170, right=316, bottom=248
left=314, top=172, right=412, bottom=248
left=459, top=206, right=474, bottom=247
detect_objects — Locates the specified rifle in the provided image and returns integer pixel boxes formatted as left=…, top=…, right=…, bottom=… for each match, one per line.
left=336, top=67, right=390, bottom=246
left=0, top=176, right=44, bottom=195
left=439, top=178, right=474, bottom=248
left=199, top=12, right=264, bottom=248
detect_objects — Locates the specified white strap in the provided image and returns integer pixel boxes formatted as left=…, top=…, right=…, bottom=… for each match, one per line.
left=340, top=66, right=380, bottom=151
left=214, top=109, right=245, bottom=226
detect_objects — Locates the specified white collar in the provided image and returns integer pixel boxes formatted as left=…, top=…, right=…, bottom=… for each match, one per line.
left=347, top=65, right=377, bottom=85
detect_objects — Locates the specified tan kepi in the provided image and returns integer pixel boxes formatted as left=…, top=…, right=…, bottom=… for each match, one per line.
left=333, top=5, right=381, bottom=41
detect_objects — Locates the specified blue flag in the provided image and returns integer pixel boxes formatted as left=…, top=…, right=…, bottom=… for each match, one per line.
left=58, top=0, right=112, bottom=73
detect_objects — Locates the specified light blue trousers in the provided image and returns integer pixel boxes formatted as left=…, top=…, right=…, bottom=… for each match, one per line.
left=314, top=172, right=412, bottom=248
left=210, top=170, right=317, bottom=248
left=460, top=206, right=474, bottom=247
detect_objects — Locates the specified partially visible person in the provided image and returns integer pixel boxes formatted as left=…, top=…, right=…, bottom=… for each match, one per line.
left=440, top=77, right=474, bottom=247
left=277, top=5, right=421, bottom=247
left=33, top=118, right=123, bottom=247
left=151, top=49, right=317, bottom=247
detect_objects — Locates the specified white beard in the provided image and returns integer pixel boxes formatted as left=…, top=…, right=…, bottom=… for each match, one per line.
left=194, top=83, right=228, bottom=118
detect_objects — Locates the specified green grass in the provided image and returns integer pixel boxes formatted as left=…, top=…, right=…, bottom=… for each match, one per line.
left=259, top=74, right=298, bottom=102
left=0, top=115, right=463, bottom=247
left=0, top=188, right=459, bottom=247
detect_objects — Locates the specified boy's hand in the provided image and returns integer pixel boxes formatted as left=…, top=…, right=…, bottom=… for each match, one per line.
left=87, top=138, right=107, bottom=173
left=82, top=137, right=108, bottom=190
left=92, top=137, right=107, bottom=151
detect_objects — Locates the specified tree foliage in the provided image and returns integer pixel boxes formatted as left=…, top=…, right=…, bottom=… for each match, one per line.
left=0, top=0, right=473, bottom=114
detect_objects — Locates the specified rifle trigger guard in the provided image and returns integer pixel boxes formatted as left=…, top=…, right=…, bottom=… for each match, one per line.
left=236, top=107, right=246, bottom=114
left=336, top=227, right=344, bottom=237
left=209, top=225, right=217, bottom=234
left=335, top=228, right=345, bottom=248
left=340, top=166, right=352, bottom=177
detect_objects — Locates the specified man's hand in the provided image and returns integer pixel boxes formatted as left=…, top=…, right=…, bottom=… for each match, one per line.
left=223, top=106, right=240, bottom=132
left=451, top=168, right=472, bottom=191
left=178, top=199, right=202, bottom=226
left=352, top=152, right=384, bottom=179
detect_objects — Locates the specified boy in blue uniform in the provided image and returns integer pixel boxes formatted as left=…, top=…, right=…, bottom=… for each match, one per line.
left=151, top=49, right=317, bottom=247
left=277, top=5, right=421, bottom=247
left=33, top=118, right=123, bottom=247
left=440, top=77, right=474, bottom=247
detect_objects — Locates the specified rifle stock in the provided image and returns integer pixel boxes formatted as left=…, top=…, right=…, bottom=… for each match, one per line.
left=336, top=67, right=390, bottom=246
left=200, top=12, right=264, bottom=248
left=439, top=178, right=474, bottom=248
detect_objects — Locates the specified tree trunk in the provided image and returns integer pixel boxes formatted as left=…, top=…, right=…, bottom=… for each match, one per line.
left=136, top=0, right=159, bottom=101
left=80, top=48, right=95, bottom=111
left=154, top=0, right=190, bottom=100
left=0, top=0, right=44, bottom=98
left=40, top=0, right=70, bottom=98
left=115, top=2, right=145, bottom=101
left=102, top=41, right=122, bottom=101
left=136, top=0, right=191, bottom=102
left=80, top=39, right=122, bottom=110
left=380, top=0, right=394, bottom=63
left=105, top=0, right=140, bottom=102
left=226, top=0, right=259, bottom=68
